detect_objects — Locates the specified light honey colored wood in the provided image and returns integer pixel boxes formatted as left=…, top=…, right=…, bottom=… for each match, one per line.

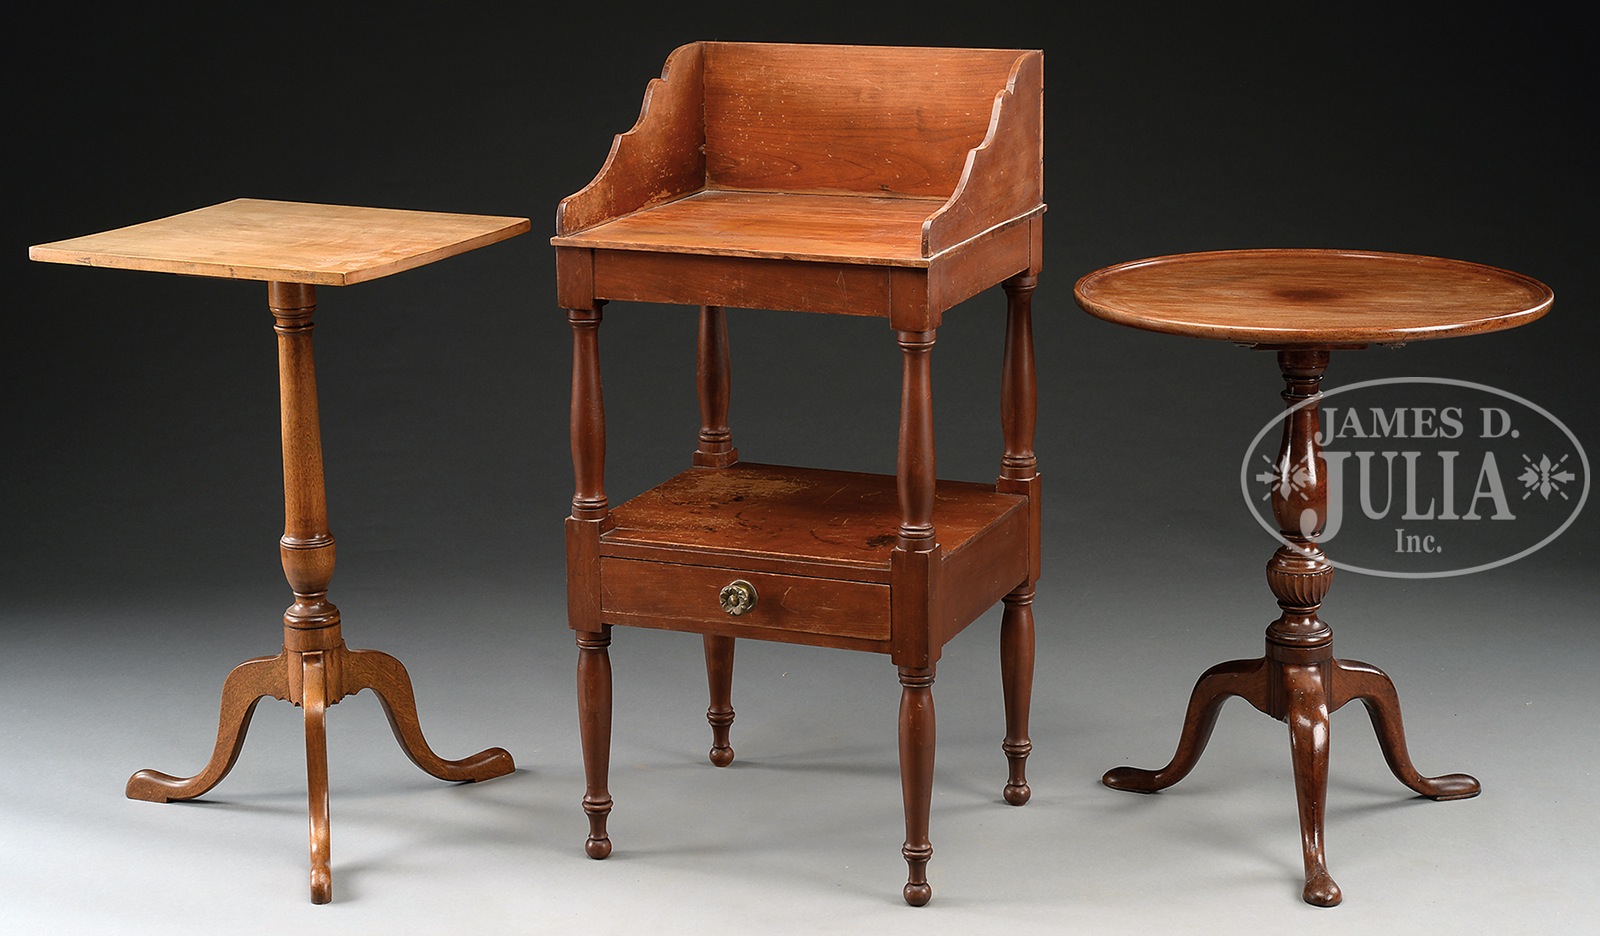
left=1074, top=249, right=1552, bottom=345
left=30, top=198, right=530, bottom=286
left=34, top=201, right=525, bottom=903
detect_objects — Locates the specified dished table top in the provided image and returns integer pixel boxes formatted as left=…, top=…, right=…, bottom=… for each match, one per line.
left=1073, top=249, right=1552, bottom=346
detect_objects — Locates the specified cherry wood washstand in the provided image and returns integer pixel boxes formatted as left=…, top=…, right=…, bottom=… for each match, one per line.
left=553, top=42, right=1045, bottom=906
left=1075, top=249, right=1553, bottom=906
left=29, top=198, right=529, bottom=903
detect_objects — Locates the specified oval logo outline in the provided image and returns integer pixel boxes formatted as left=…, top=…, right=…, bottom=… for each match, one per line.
left=1237, top=376, right=1589, bottom=579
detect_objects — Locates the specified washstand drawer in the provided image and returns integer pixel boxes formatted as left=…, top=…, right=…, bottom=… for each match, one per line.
left=599, top=557, right=891, bottom=642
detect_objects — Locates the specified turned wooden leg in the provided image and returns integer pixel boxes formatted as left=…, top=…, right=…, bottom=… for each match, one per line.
left=898, top=666, right=936, bottom=907
left=341, top=648, right=513, bottom=781
left=693, top=305, right=738, bottom=469
left=703, top=635, right=736, bottom=767
left=998, top=275, right=1042, bottom=806
left=126, top=651, right=290, bottom=802
left=1103, top=657, right=1268, bottom=793
left=577, top=629, right=614, bottom=859
left=1331, top=659, right=1480, bottom=800
left=566, top=301, right=614, bottom=859
left=302, top=651, right=333, bottom=904
left=1283, top=662, right=1338, bottom=907
left=999, top=585, right=1035, bottom=805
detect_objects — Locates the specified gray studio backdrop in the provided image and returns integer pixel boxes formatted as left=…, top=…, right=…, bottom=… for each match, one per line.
left=6, top=2, right=1594, bottom=933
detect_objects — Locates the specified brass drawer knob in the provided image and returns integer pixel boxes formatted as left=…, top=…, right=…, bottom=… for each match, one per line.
left=718, top=580, right=757, bottom=616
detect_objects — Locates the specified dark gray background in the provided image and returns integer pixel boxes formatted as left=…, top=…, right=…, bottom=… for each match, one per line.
left=5, top=2, right=1594, bottom=933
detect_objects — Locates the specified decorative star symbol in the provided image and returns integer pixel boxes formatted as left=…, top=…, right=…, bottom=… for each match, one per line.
left=1518, top=453, right=1577, bottom=501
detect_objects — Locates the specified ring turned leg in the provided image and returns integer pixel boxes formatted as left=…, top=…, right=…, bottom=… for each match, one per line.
left=577, top=629, right=614, bottom=859
left=898, top=666, right=936, bottom=907
left=999, top=586, right=1035, bottom=805
left=703, top=635, right=736, bottom=767
left=998, top=274, right=1041, bottom=808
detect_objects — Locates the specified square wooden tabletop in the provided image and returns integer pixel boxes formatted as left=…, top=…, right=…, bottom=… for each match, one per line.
left=29, top=198, right=530, bottom=286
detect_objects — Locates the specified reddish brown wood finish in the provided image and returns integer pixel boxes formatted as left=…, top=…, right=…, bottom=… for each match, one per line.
left=569, top=307, right=609, bottom=520
left=703, top=635, right=736, bottom=767
left=896, top=329, right=938, bottom=550
left=577, top=628, right=615, bottom=859
left=555, top=42, right=707, bottom=237
left=1098, top=347, right=1485, bottom=907
left=601, top=556, right=892, bottom=642
left=898, top=666, right=937, bottom=907
left=999, top=586, right=1036, bottom=807
left=1077, top=251, right=1549, bottom=905
left=693, top=305, right=738, bottom=469
left=694, top=302, right=742, bottom=761
left=558, top=42, right=1044, bottom=905
left=1074, top=249, right=1552, bottom=345
left=997, top=274, right=1039, bottom=803
left=694, top=304, right=740, bottom=764
left=599, top=463, right=1024, bottom=580
left=700, top=43, right=1022, bottom=200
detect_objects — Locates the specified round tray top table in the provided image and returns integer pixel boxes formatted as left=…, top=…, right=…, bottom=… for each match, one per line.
left=1073, top=248, right=1553, bottom=906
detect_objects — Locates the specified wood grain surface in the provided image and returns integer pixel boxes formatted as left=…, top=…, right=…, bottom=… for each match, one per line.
left=555, top=190, right=940, bottom=265
left=702, top=43, right=1026, bottom=199
left=1074, top=249, right=1552, bottom=345
left=30, top=198, right=530, bottom=285
left=599, top=463, right=1024, bottom=580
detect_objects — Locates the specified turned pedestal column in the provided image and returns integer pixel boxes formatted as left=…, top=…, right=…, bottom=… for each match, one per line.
left=1100, top=349, right=1479, bottom=906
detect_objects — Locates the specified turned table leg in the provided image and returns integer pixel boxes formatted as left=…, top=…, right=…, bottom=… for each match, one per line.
left=999, top=586, right=1035, bottom=806
left=898, top=666, right=936, bottom=908
left=577, top=629, right=615, bottom=859
left=893, top=327, right=941, bottom=906
left=695, top=305, right=740, bottom=768
left=998, top=273, right=1039, bottom=806
left=704, top=636, right=737, bottom=768
left=567, top=303, right=616, bottom=859
left=1103, top=348, right=1478, bottom=907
